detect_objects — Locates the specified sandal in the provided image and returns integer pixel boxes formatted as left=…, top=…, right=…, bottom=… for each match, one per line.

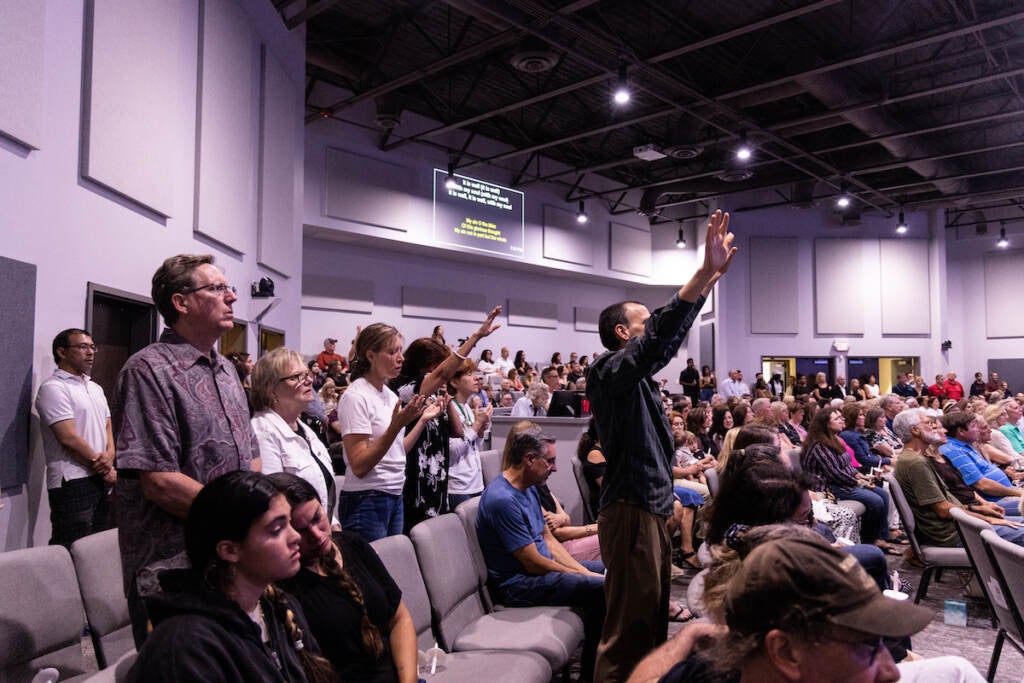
left=889, top=531, right=910, bottom=544
left=669, top=602, right=696, bottom=623
left=677, top=550, right=702, bottom=570
left=875, top=541, right=904, bottom=556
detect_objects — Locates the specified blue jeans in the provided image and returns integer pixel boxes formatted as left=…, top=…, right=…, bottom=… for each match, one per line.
left=831, top=484, right=891, bottom=543
left=498, top=560, right=605, bottom=680
left=994, top=518, right=1024, bottom=546
left=842, top=543, right=889, bottom=592
left=337, top=490, right=403, bottom=542
left=449, top=491, right=481, bottom=510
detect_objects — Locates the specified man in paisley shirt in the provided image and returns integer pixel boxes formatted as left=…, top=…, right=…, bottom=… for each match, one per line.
left=112, top=254, right=260, bottom=646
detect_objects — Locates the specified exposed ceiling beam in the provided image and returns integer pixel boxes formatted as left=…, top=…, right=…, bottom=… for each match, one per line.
left=286, top=0, right=344, bottom=30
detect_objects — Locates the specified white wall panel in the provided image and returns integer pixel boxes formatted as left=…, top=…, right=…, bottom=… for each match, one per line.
left=258, top=46, right=298, bottom=276
left=402, top=286, right=487, bottom=323
left=508, top=299, right=558, bottom=329
left=0, top=0, right=45, bottom=148
left=609, top=221, right=651, bottom=277
left=324, top=147, right=413, bottom=231
left=814, top=239, right=865, bottom=335
left=194, top=0, right=259, bottom=251
left=879, top=239, right=930, bottom=334
left=82, top=0, right=182, bottom=216
left=984, top=250, right=1024, bottom=338
left=749, top=237, right=799, bottom=334
left=542, top=204, right=593, bottom=266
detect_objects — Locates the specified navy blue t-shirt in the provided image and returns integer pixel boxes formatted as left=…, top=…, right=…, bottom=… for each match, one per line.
left=477, top=475, right=550, bottom=584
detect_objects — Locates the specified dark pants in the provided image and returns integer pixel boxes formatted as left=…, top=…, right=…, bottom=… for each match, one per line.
left=448, top=491, right=481, bottom=510
left=498, top=560, right=606, bottom=681
left=831, top=484, right=891, bottom=543
left=595, top=502, right=671, bottom=683
left=48, top=475, right=110, bottom=548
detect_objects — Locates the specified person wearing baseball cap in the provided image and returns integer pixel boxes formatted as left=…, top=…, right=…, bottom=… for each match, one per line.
left=316, top=336, right=345, bottom=372
left=720, top=536, right=932, bottom=682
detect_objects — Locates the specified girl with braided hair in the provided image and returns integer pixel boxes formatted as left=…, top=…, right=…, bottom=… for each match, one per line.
left=127, top=471, right=335, bottom=682
left=269, top=471, right=418, bottom=682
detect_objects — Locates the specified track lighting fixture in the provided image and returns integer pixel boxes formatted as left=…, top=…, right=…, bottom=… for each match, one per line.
left=997, top=226, right=1009, bottom=248
left=835, top=180, right=851, bottom=209
left=896, top=211, right=908, bottom=234
left=735, top=130, right=751, bottom=161
left=676, top=226, right=686, bottom=248
left=444, top=163, right=458, bottom=190
left=613, top=64, right=630, bottom=105
left=576, top=199, right=588, bottom=224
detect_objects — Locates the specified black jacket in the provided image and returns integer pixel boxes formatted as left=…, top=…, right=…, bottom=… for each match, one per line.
left=128, top=570, right=319, bottom=682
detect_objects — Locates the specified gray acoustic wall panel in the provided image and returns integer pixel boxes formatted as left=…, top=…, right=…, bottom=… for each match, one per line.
left=0, top=0, right=45, bottom=148
left=879, top=239, right=931, bottom=335
left=258, top=46, right=298, bottom=276
left=324, top=147, right=412, bottom=232
left=194, top=0, right=259, bottom=252
left=814, top=239, right=865, bottom=335
left=609, top=221, right=652, bottom=277
left=402, top=287, right=487, bottom=323
left=542, top=204, right=594, bottom=266
left=574, top=306, right=601, bottom=333
left=984, top=250, right=1024, bottom=338
left=508, top=299, right=558, bottom=329
left=82, top=0, right=183, bottom=217
left=0, top=256, right=36, bottom=488
left=302, top=274, right=374, bottom=314
left=749, top=237, right=799, bottom=334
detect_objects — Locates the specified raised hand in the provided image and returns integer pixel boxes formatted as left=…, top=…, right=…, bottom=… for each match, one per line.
left=393, top=394, right=427, bottom=428
left=702, top=209, right=737, bottom=278
left=473, top=305, right=503, bottom=339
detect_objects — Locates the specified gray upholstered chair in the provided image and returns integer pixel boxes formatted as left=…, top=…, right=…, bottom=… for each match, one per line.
left=0, top=545, right=90, bottom=681
left=78, top=651, right=137, bottom=682
left=884, top=472, right=970, bottom=602
left=951, top=507, right=1021, bottom=681
left=704, top=466, right=719, bottom=498
left=979, top=528, right=1024, bottom=683
left=70, top=529, right=134, bottom=669
left=370, top=534, right=552, bottom=682
left=409, top=512, right=584, bottom=673
left=479, top=449, right=502, bottom=485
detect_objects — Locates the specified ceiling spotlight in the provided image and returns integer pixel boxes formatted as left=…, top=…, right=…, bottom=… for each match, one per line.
left=444, top=163, right=459, bottom=190
left=613, top=64, right=630, bottom=105
left=835, top=180, right=851, bottom=209
left=998, top=226, right=1009, bottom=248
left=676, top=226, right=686, bottom=248
left=735, top=130, right=752, bottom=161
left=576, top=199, right=588, bottom=224
left=896, top=210, right=908, bottom=234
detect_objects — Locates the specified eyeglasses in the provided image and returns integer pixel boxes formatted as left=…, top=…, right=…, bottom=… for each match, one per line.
left=819, top=631, right=899, bottom=667
left=65, top=343, right=97, bottom=352
left=278, top=371, right=313, bottom=385
left=181, top=283, right=237, bottom=296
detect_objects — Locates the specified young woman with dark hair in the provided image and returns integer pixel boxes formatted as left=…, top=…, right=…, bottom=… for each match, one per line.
left=800, top=407, right=899, bottom=554
left=128, top=471, right=334, bottom=683
left=270, top=472, right=418, bottom=683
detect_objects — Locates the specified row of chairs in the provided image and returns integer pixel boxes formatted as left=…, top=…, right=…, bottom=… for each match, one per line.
left=949, top=507, right=1024, bottom=682
left=0, top=503, right=585, bottom=683
left=0, top=529, right=133, bottom=682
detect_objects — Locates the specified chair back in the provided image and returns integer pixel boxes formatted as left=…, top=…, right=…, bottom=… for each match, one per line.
left=453, top=497, right=491, bottom=603
left=950, top=508, right=1020, bottom=636
left=371, top=534, right=437, bottom=651
left=883, top=473, right=924, bottom=557
left=410, top=514, right=488, bottom=651
left=480, top=449, right=502, bottom=485
left=570, top=456, right=595, bottom=523
left=69, top=529, right=134, bottom=669
left=980, top=529, right=1024, bottom=647
left=0, top=545, right=88, bottom=680
left=705, top=466, right=720, bottom=498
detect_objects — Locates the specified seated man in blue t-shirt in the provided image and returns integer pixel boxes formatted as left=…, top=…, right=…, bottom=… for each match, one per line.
left=477, top=425, right=605, bottom=681
left=940, top=412, right=1022, bottom=514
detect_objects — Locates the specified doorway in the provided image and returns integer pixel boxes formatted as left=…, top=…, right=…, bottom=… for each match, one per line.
left=86, top=284, right=158, bottom=404
left=220, top=321, right=248, bottom=355
left=258, top=325, right=285, bottom=356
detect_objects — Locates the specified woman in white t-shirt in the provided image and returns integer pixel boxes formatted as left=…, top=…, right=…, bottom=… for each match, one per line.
left=336, top=323, right=428, bottom=540
left=448, top=359, right=491, bottom=508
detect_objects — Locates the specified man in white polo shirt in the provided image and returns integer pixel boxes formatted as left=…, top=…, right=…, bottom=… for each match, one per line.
left=35, top=328, right=115, bottom=547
